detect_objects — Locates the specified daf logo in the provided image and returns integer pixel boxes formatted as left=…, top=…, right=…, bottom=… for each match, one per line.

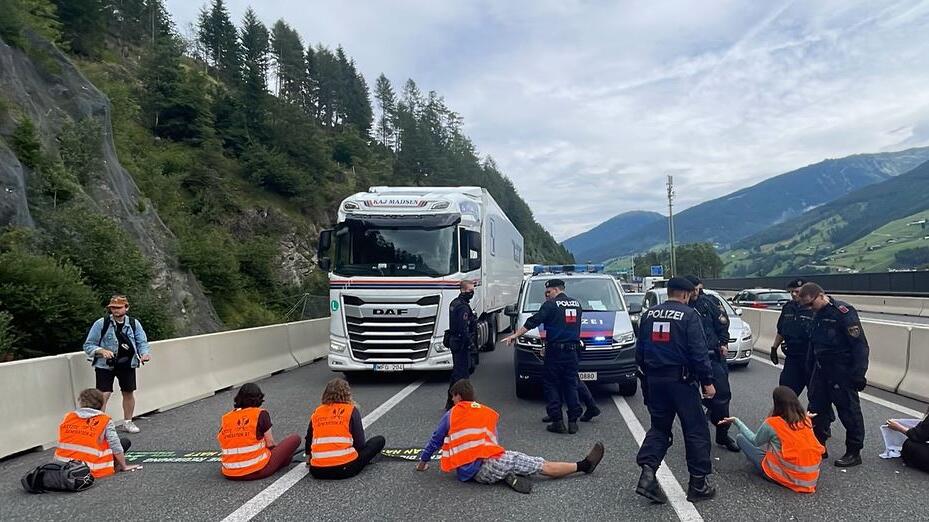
left=373, top=308, right=409, bottom=316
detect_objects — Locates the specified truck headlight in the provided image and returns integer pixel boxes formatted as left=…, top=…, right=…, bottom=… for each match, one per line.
left=433, top=341, right=448, bottom=353
left=330, top=339, right=347, bottom=353
left=615, top=331, right=636, bottom=345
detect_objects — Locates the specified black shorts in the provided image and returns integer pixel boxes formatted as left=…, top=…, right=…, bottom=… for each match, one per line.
left=95, top=367, right=137, bottom=392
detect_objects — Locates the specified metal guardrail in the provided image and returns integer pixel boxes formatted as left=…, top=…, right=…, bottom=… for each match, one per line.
left=705, top=271, right=929, bottom=297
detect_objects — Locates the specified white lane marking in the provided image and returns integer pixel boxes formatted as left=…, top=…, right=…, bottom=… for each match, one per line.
left=612, top=396, right=704, bottom=522
left=221, top=380, right=425, bottom=522
left=749, top=355, right=925, bottom=418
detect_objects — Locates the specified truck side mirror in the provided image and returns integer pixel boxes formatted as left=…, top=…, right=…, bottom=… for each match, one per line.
left=628, top=302, right=642, bottom=314
left=318, top=257, right=331, bottom=271
left=504, top=304, right=517, bottom=317
left=318, top=229, right=333, bottom=253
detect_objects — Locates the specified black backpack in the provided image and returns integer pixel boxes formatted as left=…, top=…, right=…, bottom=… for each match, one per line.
left=21, top=460, right=96, bottom=494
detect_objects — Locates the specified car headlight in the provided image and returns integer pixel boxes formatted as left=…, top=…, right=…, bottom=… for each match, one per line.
left=330, top=339, right=347, bottom=353
left=433, top=341, right=448, bottom=353
left=615, top=331, right=636, bottom=345
left=517, top=336, right=543, bottom=347
left=741, top=325, right=752, bottom=341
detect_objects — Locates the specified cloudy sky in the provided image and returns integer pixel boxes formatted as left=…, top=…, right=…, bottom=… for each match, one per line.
left=167, top=0, right=929, bottom=240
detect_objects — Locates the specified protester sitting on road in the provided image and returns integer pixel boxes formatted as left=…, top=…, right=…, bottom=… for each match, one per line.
left=218, top=383, right=301, bottom=481
left=718, top=386, right=823, bottom=493
left=416, top=379, right=605, bottom=494
left=55, top=388, right=141, bottom=478
left=307, top=378, right=386, bottom=480
left=883, top=409, right=929, bottom=473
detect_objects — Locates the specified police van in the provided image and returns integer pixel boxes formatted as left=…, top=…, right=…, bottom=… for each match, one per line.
left=505, top=265, right=638, bottom=398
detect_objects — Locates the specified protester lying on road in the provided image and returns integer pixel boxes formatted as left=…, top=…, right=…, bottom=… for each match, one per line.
left=218, top=383, right=301, bottom=481
left=882, top=409, right=929, bottom=473
left=417, top=379, right=604, bottom=494
left=307, top=378, right=386, bottom=480
left=718, top=386, right=823, bottom=493
left=55, top=388, right=141, bottom=478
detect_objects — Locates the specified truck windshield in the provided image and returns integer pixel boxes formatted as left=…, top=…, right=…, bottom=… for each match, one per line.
left=522, top=278, right=625, bottom=312
left=333, top=224, right=458, bottom=277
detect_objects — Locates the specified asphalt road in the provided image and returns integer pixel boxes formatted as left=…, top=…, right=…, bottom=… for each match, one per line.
left=1, top=346, right=927, bottom=522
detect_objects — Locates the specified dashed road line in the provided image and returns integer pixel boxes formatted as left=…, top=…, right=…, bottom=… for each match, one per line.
left=612, top=395, right=704, bottom=522
left=221, top=380, right=425, bottom=522
left=750, top=355, right=924, bottom=417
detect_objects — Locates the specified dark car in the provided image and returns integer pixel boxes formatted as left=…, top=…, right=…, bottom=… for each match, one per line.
left=731, top=288, right=791, bottom=309
left=626, top=292, right=645, bottom=330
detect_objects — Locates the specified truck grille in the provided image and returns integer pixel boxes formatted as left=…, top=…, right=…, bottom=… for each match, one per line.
left=343, top=295, right=440, bottom=362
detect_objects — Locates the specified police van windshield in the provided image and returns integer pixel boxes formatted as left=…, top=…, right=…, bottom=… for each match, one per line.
left=332, top=224, right=458, bottom=277
left=522, top=278, right=625, bottom=312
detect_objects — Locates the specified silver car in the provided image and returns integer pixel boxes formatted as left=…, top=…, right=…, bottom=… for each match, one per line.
left=641, top=288, right=753, bottom=367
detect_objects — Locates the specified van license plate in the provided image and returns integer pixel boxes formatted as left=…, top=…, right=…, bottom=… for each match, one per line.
left=578, top=372, right=597, bottom=381
left=374, top=364, right=404, bottom=372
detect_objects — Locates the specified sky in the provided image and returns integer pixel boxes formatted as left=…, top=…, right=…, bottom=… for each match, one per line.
left=167, top=0, right=929, bottom=240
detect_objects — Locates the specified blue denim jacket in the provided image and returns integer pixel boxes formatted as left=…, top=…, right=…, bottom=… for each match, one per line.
left=82, top=315, right=150, bottom=369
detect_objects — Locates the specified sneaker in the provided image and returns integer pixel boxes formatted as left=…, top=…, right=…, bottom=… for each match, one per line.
left=121, top=420, right=141, bottom=433
left=504, top=473, right=532, bottom=494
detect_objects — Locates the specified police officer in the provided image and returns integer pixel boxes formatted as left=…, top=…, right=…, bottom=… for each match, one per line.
left=770, top=279, right=814, bottom=395
left=445, top=280, right=477, bottom=410
left=503, top=279, right=583, bottom=434
left=635, top=277, right=717, bottom=504
left=798, top=282, right=869, bottom=467
left=685, top=275, right=739, bottom=453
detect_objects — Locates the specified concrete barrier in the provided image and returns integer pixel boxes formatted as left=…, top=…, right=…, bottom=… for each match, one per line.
left=752, top=310, right=779, bottom=355
left=862, top=322, right=911, bottom=392
left=288, top=318, right=329, bottom=365
left=898, top=326, right=929, bottom=402
left=208, top=323, right=298, bottom=389
left=0, top=355, right=76, bottom=456
left=65, top=352, right=129, bottom=421
left=739, top=308, right=764, bottom=344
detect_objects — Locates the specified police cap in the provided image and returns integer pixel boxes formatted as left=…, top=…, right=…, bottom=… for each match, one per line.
left=684, top=275, right=702, bottom=286
left=786, top=278, right=806, bottom=290
left=667, top=276, right=695, bottom=293
left=545, top=279, right=566, bottom=289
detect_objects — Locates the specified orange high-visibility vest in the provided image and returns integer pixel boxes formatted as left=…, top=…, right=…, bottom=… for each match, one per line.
left=217, top=408, right=271, bottom=477
left=440, top=401, right=505, bottom=472
left=310, top=403, right=358, bottom=467
left=55, top=411, right=115, bottom=478
left=761, top=416, right=824, bottom=493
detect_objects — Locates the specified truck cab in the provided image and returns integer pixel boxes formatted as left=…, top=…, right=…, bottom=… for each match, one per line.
left=506, top=265, right=639, bottom=398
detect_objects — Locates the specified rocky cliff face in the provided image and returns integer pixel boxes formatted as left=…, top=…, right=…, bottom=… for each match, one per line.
left=0, top=34, right=221, bottom=334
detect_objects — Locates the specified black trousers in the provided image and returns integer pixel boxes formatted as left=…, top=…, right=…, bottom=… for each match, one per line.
left=637, top=377, right=712, bottom=477
left=309, top=436, right=386, bottom=480
left=446, top=341, right=473, bottom=408
left=779, top=348, right=811, bottom=397
left=702, top=358, right=732, bottom=439
left=902, top=439, right=929, bottom=473
left=808, top=367, right=865, bottom=453
left=543, top=346, right=582, bottom=422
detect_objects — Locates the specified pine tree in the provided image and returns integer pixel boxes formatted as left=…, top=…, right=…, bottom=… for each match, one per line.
left=313, top=45, right=340, bottom=127
left=373, top=74, right=396, bottom=148
left=269, top=20, right=306, bottom=105
left=53, top=0, right=106, bottom=56
left=303, top=45, right=319, bottom=120
left=239, top=8, right=270, bottom=137
left=197, top=0, right=239, bottom=81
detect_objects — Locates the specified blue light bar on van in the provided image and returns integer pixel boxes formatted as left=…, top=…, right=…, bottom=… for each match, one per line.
left=534, top=264, right=605, bottom=274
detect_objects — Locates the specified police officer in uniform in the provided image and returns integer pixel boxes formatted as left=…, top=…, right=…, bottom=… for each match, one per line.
left=504, top=279, right=583, bottom=434
left=799, top=282, right=869, bottom=467
left=685, top=275, right=739, bottom=453
left=445, top=280, right=477, bottom=410
left=635, top=277, right=717, bottom=504
left=770, top=279, right=814, bottom=395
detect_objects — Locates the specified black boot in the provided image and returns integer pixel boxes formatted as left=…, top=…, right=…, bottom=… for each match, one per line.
left=835, top=451, right=861, bottom=467
left=686, top=475, right=716, bottom=502
left=546, top=420, right=567, bottom=434
left=635, top=465, right=667, bottom=504
left=716, top=435, right=740, bottom=453
left=567, top=421, right=578, bottom=434
left=580, top=406, right=601, bottom=422
left=541, top=415, right=553, bottom=423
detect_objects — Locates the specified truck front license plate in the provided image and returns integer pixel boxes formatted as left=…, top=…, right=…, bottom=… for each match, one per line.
left=374, top=364, right=404, bottom=372
left=578, top=372, right=597, bottom=381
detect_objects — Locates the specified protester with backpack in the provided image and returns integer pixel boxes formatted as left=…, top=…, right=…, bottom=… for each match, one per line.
left=54, top=389, right=141, bottom=478
left=82, top=295, right=150, bottom=433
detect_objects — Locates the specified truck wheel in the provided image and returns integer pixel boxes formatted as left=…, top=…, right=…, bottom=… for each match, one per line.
left=617, top=380, right=638, bottom=397
left=515, top=378, right=533, bottom=399
left=480, top=316, right=497, bottom=352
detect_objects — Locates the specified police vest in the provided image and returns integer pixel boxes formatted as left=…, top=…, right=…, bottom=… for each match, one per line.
left=310, top=403, right=358, bottom=467
left=440, top=401, right=505, bottom=472
left=55, top=411, right=115, bottom=478
left=761, top=416, right=823, bottom=493
left=217, top=408, right=272, bottom=477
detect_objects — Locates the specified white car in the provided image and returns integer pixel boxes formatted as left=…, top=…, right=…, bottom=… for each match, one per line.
left=640, top=288, right=753, bottom=367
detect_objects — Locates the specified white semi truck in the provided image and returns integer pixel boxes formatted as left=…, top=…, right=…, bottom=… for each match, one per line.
left=316, top=186, right=524, bottom=374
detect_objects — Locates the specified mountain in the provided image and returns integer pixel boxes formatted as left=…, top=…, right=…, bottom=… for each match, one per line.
left=581, top=147, right=929, bottom=261
left=562, top=211, right=664, bottom=262
left=0, top=1, right=569, bottom=359
left=727, top=158, right=929, bottom=275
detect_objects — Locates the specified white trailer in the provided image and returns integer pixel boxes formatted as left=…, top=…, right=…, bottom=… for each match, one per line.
left=317, top=186, right=524, bottom=374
